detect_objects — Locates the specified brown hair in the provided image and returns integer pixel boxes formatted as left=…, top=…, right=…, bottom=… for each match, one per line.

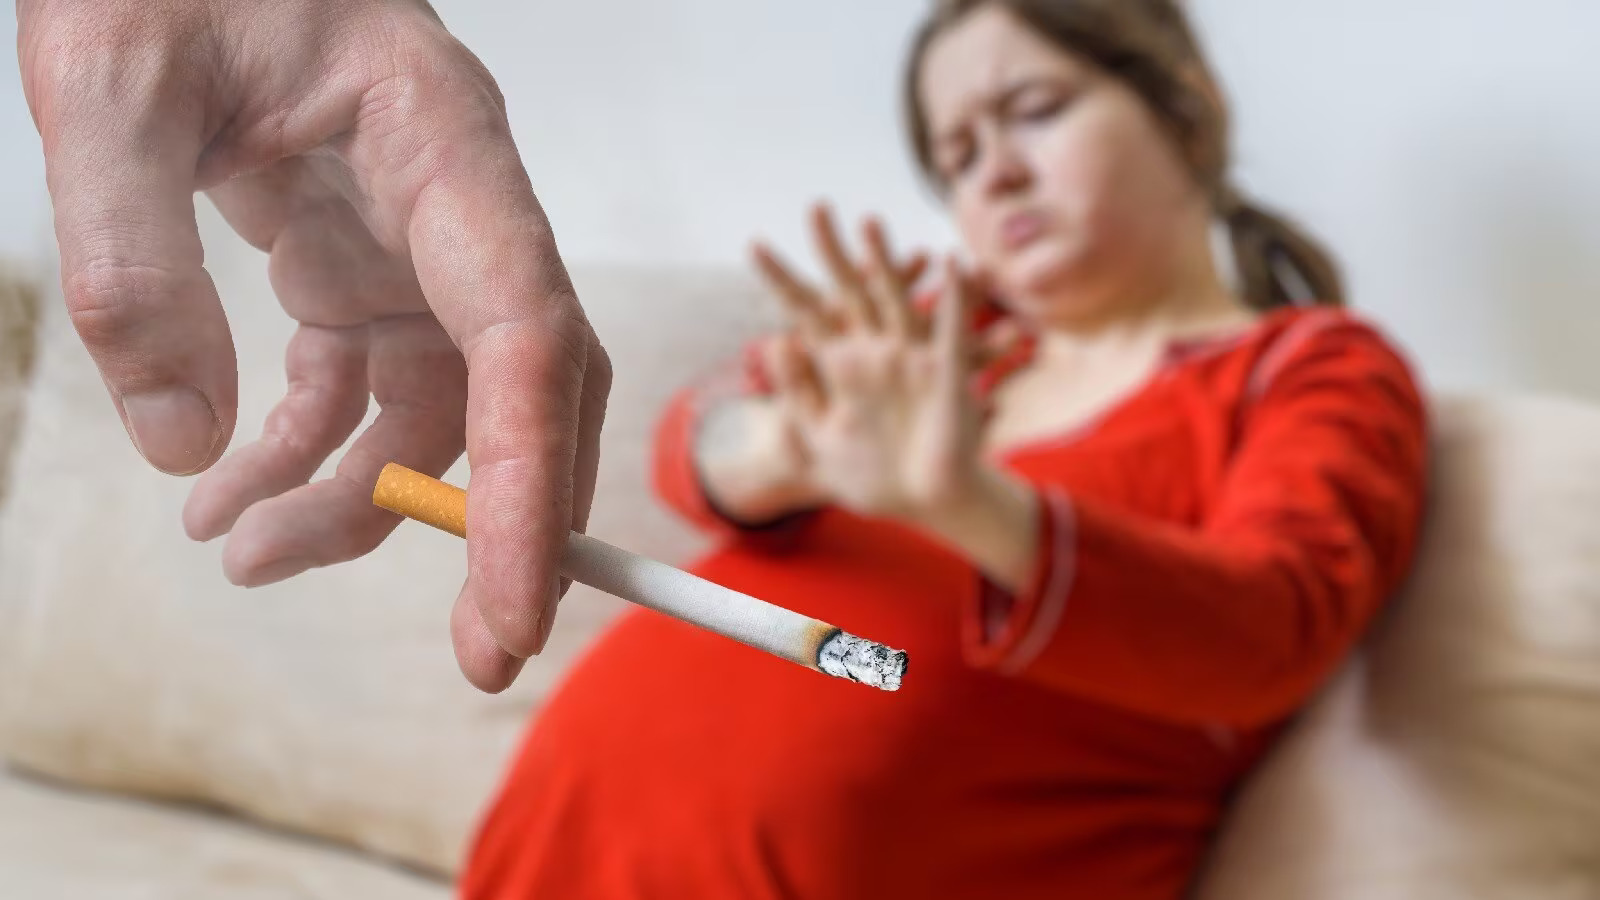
left=903, top=0, right=1344, bottom=310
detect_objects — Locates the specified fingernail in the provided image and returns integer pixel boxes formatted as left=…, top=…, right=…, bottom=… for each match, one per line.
left=122, top=386, right=220, bottom=475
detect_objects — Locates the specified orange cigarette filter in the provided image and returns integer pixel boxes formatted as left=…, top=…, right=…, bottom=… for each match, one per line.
left=373, top=463, right=467, bottom=538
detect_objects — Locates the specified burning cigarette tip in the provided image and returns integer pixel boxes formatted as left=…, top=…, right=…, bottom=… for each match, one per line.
left=818, top=630, right=908, bottom=692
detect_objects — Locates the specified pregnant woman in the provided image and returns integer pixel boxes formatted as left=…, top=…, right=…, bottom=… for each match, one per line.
left=464, top=2, right=1429, bottom=897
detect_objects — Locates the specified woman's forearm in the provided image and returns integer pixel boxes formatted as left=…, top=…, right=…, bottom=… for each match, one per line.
left=693, top=397, right=822, bottom=526
left=910, top=466, right=1040, bottom=592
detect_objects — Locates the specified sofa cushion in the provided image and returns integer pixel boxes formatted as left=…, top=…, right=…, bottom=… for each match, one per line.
left=0, top=766, right=448, bottom=899
left=0, top=263, right=38, bottom=506
left=1197, top=393, right=1600, bottom=899
left=0, top=203, right=779, bottom=875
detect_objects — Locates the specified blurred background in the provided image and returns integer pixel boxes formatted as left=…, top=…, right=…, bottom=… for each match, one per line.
left=2, top=0, right=1598, bottom=398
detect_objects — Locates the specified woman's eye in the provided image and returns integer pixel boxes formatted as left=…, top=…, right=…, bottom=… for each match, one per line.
left=938, top=142, right=977, bottom=179
left=1004, top=80, right=1081, bottom=123
left=1014, top=93, right=1067, bottom=122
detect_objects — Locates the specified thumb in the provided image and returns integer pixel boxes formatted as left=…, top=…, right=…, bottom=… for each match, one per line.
left=932, top=256, right=976, bottom=390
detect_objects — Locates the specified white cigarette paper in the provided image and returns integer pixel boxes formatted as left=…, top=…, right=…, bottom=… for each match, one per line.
left=373, top=463, right=908, bottom=691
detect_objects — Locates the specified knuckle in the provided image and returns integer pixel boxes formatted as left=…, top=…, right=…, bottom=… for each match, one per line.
left=584, top=337, right=614, bottom=396
left=354, top=28, right=512, bottom=238
left=24, top=10, right=200, bottom=128
left=362, top=21, right=509, bottom=132
left=437, top=38, right=508, bottom=114
left=546, top=318, right=593, bottom=384
left=539, top=294, right=597, bottom=375
left=62, top=259, right=179, bottom=350
left=20, top=10, right=103, bottom=96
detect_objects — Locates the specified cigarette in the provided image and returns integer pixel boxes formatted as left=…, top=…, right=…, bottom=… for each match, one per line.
left=372, top=463, right=907, bottom=691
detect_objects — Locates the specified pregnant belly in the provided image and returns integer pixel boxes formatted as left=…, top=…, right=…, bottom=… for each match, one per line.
left=466, top=515, right=1227, bottom=900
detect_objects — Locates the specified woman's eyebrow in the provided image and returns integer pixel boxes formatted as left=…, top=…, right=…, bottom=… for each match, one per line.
left=933, top=74, right=1081, bottom=143
left=995, top=74, right=1080, bottom=105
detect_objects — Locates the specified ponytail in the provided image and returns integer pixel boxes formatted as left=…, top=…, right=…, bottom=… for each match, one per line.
left=1219, top=189, right=1345, bottom=310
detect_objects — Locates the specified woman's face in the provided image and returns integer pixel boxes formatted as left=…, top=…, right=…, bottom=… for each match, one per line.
left=919, top=5, right=1208, bottom=325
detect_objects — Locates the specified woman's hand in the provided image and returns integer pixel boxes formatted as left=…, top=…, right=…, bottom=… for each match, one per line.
left=692, top=388, right=824, bottom=527
left=753, top=206, right=984, bottom=521
left=693, top=210, right=929, bottom=527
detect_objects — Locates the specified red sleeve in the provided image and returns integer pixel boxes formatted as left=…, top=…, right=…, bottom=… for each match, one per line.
left=963, top=317, right=1429, bottom=728
left=650, top=341, right=815, bottom=543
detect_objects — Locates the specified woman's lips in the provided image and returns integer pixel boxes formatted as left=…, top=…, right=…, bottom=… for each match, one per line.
left=998, top=212, right=1047, bottom=251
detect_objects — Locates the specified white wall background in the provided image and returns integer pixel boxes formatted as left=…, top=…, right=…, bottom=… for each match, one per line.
left=2, top=1, right=1597, bottom=398
left=0, top=12, right=50, bottom=263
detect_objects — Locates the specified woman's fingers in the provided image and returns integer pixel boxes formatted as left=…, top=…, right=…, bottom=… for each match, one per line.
left=763, top=206, right=929, bottom=342
left=861, top=218, right=913, bottom=336
left=753, top=243, right=831, bottom=339
left=810, top=203, right=877, bottom=329
left=933, top=256, right=977, bottom=394
left=898, top=253, right=931, bottom=293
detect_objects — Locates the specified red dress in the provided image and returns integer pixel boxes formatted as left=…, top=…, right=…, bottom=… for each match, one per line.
left=461, top=306, right=1429, bottom=900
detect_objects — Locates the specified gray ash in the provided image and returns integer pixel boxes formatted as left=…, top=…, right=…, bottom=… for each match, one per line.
left=817, top=630, right=908, bottom=692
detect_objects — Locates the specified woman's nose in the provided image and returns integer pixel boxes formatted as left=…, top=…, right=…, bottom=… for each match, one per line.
left=976, top=134, right=1032, bottom=198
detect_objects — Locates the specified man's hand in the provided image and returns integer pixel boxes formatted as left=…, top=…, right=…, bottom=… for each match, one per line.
left=18, top=0, right=612, bottom=692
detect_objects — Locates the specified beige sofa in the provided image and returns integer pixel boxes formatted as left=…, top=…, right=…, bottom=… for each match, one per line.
left=1, top=216, right=1598, bottom=897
